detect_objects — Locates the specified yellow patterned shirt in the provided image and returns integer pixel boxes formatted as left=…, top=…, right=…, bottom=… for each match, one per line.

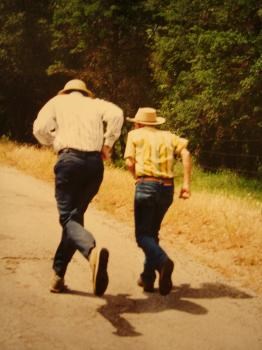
left=124, top=126, right=188, bottom=178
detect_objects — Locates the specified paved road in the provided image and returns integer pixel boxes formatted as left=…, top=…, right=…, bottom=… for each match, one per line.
left=0, top=166, right=261, bottom=350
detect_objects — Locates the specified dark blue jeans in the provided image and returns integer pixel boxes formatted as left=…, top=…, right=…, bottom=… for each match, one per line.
left=135, top=181, right=174, bottom=284
left=53, top=150, right=104, bottom=277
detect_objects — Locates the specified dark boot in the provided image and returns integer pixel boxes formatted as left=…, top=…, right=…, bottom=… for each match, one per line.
left=159, top=258, right=174, bottom=296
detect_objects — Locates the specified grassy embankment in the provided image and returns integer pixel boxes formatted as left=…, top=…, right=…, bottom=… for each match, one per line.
left=0, top=138, right=261, bottom=294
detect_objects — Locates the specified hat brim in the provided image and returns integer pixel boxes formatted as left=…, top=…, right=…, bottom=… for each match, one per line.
left=58, top=88, right=94, bottom=97
left=126, top=117, right=166, bottom=125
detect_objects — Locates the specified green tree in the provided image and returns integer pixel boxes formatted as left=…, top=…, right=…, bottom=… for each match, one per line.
left=0, top=0, right=53, bottom=141
left=148, top=0, right=262, bottom=175
left=49, top=0, right=155, bottom=110
left=48, top=0, right=157, bottom=157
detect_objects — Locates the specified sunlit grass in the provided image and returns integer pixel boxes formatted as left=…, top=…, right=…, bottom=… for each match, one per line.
left=173, top=160, right=262, bottom=204
left=1, top=137, right=261, bottom=294
left=0, top=138, right=55, bottom=182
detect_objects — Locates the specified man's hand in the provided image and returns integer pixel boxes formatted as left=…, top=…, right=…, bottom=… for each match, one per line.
left=179, top=187, right=191, bottom=199
left=101, top=145, right=112, bottom=161
left=125, top=157, right=136, bottom=178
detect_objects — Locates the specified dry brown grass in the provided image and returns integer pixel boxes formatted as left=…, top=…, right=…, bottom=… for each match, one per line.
left=1, top=139, right=262, bottom=294
left=0, top=140, right=56, bottom=182
left=162, top=192, right=262, bottom=292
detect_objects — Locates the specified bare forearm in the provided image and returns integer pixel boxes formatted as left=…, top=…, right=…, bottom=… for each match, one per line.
left=101, top=145, right=112, bottom=161
left=180, top=148, right=192, bottom=198
left=182, top=150, right=191, bottom=185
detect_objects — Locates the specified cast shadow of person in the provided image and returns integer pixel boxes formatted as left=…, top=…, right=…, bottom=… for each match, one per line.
left=71, top=282, right=252, bottom=337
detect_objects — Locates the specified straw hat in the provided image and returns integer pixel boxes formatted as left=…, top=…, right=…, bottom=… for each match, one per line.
left=127, top=107, right=165, bottom=125
left=58, top=79, right=94, bottom=97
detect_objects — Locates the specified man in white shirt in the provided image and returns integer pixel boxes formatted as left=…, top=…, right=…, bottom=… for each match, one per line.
left=33, top=79, right=123, bottom=295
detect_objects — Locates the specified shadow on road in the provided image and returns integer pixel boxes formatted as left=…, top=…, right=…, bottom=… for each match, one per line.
left=67, top=282, right=252, bottom=337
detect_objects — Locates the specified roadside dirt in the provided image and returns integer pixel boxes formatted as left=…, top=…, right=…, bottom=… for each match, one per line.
left=0, top=165, right=261, bottom=350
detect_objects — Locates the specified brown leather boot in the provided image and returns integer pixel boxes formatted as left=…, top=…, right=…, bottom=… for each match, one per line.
left=89, top=247, right=109, bottom=296
left=50, top=274, right=68, bottom=293
left=159, top=258, right=174, bottom=296
left=137, top=277, right=155, bottom=293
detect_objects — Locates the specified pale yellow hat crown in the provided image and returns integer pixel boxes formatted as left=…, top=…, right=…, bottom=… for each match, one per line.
left=127, top=107, right=165, bottom=125
left=58, top=79, right=94, bottom=97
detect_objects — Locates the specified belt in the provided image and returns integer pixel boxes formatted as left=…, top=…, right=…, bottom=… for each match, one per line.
left=58, top=148, right=100, bottom=156
left=136, top=176, right=174, bottom=186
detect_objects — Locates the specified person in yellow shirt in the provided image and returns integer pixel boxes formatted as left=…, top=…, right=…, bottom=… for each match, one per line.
left=124, top=107, right=191, bottom=295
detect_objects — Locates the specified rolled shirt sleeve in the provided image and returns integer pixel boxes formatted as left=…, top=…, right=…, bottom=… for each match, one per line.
left=124, top=132, right=135, bottom=159
left=33, top=98, right=57, bottom=146
left=98, top=99, right=124, bottom=148
left=173, top=135, right=188, bottom=154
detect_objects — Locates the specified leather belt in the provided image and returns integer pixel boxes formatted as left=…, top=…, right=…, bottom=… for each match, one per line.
left=136, top=176, right=174, bottom=186
left=58, top=148, right=100, bottom=156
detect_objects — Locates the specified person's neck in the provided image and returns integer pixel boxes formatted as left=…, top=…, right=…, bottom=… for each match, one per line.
left=135, top=124, right=155, bottom=129
left=69, top=91, right=84, bottom=96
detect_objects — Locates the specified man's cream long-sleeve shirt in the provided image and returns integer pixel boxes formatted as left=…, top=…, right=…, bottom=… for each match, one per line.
left=33, top=92, right=124, bottom=152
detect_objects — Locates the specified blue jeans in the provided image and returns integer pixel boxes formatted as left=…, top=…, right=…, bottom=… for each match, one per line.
left=53, top=150, right=104, bottom=277
left=135, top=181, right=174, bottom=284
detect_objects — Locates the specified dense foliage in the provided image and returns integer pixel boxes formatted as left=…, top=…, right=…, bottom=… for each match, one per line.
left=148, top=0, right=262, bottom=175
left=0, top=0, right=261, bottom=176
left=0, top=0, right=54, bottom=141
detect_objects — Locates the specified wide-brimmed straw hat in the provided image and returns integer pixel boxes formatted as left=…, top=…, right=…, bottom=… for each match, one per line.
left=127, top=107, right=165, bottom=125
left=58, top=79, right=94, bottom=97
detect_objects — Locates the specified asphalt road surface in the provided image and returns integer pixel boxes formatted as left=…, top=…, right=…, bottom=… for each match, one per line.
left=0, top=165, right=261, bottom=350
